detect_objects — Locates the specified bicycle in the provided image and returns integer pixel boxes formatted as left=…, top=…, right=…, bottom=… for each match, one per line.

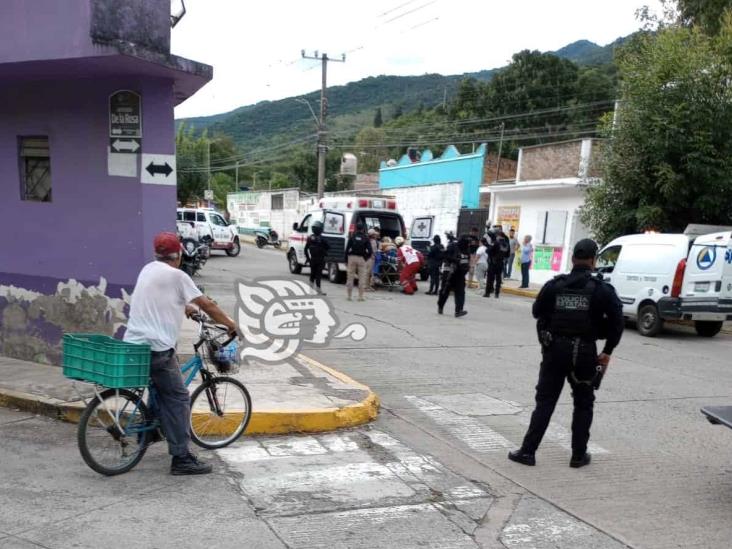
left=74, top=314, right=251, bottom=476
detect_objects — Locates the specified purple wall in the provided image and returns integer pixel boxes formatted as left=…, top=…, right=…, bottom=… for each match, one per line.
left=0, top=75, right=176, bottom=363
left=0, top=0, right=93, bottom=63
left=0, top=0, right=171, bottom=64
left=0, top=0, right=210, bottom=364
left=0, top=77, right=175, bottom=287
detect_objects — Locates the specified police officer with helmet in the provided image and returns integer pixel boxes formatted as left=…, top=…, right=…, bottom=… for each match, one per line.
left=509, top=238, right=624, bottom=468
left=305, top=221, right=329, bottom=295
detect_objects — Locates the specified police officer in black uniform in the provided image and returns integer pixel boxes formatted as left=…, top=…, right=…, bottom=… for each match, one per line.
left=508, top=239, right=624, bottom=468
left=437, top=234, right=471, bottom=317
left=305, top=220, right=330, bottom=295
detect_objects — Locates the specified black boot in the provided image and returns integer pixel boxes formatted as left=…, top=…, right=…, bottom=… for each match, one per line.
left=171, top=453, right=213, bottom=475
left=508, top=449, right=536, bottom=466
left=570, top=452, right=591, bottom=468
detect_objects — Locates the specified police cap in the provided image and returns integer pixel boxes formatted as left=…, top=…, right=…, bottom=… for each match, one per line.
left=573, top=238, right=598, bottom=259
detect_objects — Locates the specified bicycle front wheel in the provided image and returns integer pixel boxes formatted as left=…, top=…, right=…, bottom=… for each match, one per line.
left=77, top=388, right=151, bottom=476
left=190, top=376, right=252, bottom=449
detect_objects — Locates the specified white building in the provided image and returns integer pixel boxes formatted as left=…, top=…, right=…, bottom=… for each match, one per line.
left=481, top=138, right=601, bottom=284
left=227, top=188, right=307, bottom=239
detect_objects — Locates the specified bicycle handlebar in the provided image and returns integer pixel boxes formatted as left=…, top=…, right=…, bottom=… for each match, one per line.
left=189, top=312, right=238, bottom=344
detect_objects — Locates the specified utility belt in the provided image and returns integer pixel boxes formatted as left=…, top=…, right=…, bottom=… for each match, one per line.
left=539, top=331, right=604, bottom=390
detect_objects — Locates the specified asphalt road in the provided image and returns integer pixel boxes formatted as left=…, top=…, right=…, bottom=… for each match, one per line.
left=204, top=245, right=732, bottom=548
left=3, top=245, right=732, bottom=549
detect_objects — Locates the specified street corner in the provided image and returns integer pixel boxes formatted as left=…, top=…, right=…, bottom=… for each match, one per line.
left=501, top=286, right=539, bottom=299
left=0, top=354, right=381, bottom=438
left=242, top=354, right=380, bottom=436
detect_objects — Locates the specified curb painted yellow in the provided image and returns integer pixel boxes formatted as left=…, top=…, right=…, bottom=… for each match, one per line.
left=502, top=287, right=539, bottom=299
left=0, top=354, right=380, bottom=436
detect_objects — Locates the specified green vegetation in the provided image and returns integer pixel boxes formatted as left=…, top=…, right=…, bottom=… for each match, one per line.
left=175, top=37, right=624, bottom=206
left=582, top=6, right=732, bottom=242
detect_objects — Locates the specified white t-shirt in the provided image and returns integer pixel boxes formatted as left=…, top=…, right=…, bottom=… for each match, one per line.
left=124, top=261, right=203, bottom=352
left=476, top=245, right=488, bottom=266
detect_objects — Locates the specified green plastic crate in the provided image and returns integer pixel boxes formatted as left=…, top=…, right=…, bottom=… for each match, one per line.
left=62, top=334, right=150, bottom=388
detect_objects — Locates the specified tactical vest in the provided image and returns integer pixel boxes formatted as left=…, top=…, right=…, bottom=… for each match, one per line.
left=548, top=274, right=597, bottom=339
left=348, top=233, right=368, bottom=256
left=308, top=235, right=327, bottom=261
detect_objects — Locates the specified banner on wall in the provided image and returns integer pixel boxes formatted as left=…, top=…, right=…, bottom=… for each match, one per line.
left=497, top=206, right=521, bottom=233
left=533, top=245, right=564, bottom=271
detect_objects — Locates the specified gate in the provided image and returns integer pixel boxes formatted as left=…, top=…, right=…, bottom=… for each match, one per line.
left=457, top=208, right=491, bottom=236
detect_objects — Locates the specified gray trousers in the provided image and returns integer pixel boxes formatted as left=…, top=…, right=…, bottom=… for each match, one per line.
left=149, top=350, right=190, bottom=458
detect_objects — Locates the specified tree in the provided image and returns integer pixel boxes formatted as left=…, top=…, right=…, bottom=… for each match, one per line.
left=175, top=124, right=238, bottom=205
left=353, top=127, right=388, bottom=172
left=392, top=103, right=403, bottom=120
left=269, top=172, right=291, bottom=189
left=209, top=172, right=235, bottom=209
left=373, top=107, right=383, bottom=128
left=677, top=0, right=732, bottom=35
left=581, top=19, right=732, bottom=243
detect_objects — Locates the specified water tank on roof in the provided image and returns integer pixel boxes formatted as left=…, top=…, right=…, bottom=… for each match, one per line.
left=386, top=159, right=397, bottom=167
left=340, top=153, right=358, bottom=176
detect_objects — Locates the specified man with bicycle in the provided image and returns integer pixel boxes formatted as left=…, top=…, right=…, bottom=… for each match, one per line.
left=124, top=232, right=238, bottom=475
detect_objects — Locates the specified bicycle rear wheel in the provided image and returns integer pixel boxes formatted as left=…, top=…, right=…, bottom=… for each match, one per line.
left=77, top=388, right=152, bottom=476
left=190, top=376, right=251, bottom=449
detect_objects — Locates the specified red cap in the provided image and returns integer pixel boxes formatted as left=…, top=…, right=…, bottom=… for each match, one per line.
left=154, top=232, right=183, bottom=256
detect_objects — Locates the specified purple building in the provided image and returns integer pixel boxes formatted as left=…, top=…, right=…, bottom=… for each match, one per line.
left=0, top=0, right=212, bottom=364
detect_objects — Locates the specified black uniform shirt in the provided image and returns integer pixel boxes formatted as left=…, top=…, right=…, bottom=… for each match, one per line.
left=532, top=266, right=624, bottom=355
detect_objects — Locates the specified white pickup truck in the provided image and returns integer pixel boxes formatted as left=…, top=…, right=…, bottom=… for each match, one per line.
left=176, top=208, right=241, bottom=257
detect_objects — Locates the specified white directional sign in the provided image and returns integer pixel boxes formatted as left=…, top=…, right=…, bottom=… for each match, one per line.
left=141, top=154, right=176, bottom=185
left=204, top=189, right=214, bottom=200
left=110, top=138, right=141, bottom=154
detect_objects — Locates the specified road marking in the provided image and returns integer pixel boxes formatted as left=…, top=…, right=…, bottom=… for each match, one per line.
left=405, top=395, right=513, bottom=452
left=422, top=393, right=523, bottom=416
left=516, top=411, right=609, bottom=455
left=268, top=503, right=479, bottom=548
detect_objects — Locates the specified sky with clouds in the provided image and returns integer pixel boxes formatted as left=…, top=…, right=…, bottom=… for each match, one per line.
left=171, top=0, right=664, bottom=119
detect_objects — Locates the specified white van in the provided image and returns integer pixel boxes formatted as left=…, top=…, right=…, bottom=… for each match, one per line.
left=287, top=196, right=406, bottom=283
left=597, top=232, right=732, bottom=337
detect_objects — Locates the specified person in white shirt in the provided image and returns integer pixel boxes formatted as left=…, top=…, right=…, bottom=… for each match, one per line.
left=124, top=232, right=237, bottom=476
left=475, top=237, right=489, bottom=289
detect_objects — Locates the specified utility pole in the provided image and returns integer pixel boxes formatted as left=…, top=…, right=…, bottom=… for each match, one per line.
left=494, top=122, right=505, bottom=182
left=235, top=161, right=239, bottom=190
left=301, top=50, right=346, bottom=199
left=206, top=140, right=211, bottom=208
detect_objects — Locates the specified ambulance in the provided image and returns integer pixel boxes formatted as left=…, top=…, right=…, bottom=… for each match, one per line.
left=287, top=196, right=406, bottom=283
left=596, top=231, right=732, bottom=337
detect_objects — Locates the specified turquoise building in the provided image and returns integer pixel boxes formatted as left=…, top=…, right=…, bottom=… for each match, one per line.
left=378, top=144, right=487, bottom=208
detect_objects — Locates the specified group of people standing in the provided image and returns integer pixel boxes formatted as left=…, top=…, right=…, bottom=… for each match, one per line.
left=424, top=224, right=535, bottom=317
left=471, top=226, right=535, bottom=294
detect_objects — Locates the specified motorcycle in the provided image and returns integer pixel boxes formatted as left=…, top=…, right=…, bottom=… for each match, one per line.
left=180, top=236, right=210, bottom=277
left=255, top=228, right=281, bottom=249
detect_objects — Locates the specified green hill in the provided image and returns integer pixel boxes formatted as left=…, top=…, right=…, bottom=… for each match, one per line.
left=177, top=36, right=624, bottom=150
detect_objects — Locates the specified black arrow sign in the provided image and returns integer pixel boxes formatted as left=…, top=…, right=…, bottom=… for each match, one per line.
left=145, top=162, right=173, bottom=177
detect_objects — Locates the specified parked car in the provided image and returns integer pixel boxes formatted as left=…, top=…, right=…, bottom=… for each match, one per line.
left=596, top=231, right=732, bottom=337
left=176, top=208, right=240, bottom=257
left=287, top=196, right=406, bottom=283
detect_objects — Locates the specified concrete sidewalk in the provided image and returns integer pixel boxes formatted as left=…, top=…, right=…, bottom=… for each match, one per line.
left=0, top=322, right=379, bottom=435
